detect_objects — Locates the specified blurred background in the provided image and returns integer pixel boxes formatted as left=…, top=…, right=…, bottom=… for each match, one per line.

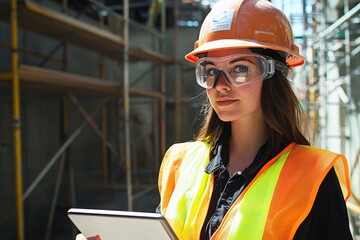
left=0, top=0, right=360, bottom=239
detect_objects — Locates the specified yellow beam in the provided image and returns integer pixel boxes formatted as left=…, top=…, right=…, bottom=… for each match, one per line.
left=11, top=1, right=25, bottom=240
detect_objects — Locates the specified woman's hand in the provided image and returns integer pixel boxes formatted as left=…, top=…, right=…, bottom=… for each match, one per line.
left=76, top=234, right=101, bottom=240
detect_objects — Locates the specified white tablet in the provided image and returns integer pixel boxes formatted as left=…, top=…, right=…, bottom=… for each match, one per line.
left=67, top=208, right=178, bottom=240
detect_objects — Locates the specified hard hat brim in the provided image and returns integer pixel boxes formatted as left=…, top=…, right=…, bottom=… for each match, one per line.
left=185, top=39, right=305, bottom=68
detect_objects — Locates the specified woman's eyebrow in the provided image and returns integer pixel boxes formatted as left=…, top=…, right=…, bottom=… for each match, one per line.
left=229, top=58, right=255, bottom=64
left=205, top=61, right=215, bottom=66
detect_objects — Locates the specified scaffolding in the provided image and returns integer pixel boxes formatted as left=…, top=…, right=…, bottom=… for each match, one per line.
left=0, top=0, right=174, bottom=239
left=300, top=0, right=360, bottom=235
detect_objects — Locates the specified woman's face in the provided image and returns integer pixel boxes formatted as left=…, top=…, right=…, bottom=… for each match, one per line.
left=205, top=49, right=264, bottom=123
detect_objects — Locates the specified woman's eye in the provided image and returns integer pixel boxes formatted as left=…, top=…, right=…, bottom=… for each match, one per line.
left=233, top=65, right=249, bottom=74
left=206, top=68, right=218, bottom=76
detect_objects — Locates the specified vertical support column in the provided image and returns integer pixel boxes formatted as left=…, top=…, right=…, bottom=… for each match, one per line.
left=59, top=2, right=77, bottom=237
left=308, top=2, right=319, bottom=145
left=99, top=11, right=108, bottom=188
left=10, top=0, right=24, bottom=240
left=343, top=0, right=351, bottom=154
left=173, top=0, right=180, bottom=142
left=123, top=0, right=133, bottom=211
left=44, top=3, right=70, bottom=239
left=160, top=0, right=167, bottom=156
left=319, top=0, right=328, bottom=150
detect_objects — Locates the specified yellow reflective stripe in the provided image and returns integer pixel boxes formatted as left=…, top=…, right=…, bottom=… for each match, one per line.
left=164, top=141, right=211, bottom=239
left=227, top=149, right=290, bottom=240
left=182, top=172, right=212, bottom=239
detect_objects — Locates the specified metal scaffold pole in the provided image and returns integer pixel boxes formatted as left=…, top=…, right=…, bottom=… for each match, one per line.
left=173, top=0, right=180, bottom=142
left=10, top=0, right=25, bottom=239
left=160, top=0, right=167, bottom=157
left=123, top=0, right=133, bottom=211
left=98, top=9, right=109, bottom=188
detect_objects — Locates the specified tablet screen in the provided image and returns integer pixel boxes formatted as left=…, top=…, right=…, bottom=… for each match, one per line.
left=68, top=208, right=178, bottom=240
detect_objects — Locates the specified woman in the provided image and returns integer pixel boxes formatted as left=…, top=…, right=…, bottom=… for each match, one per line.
left=158, top=0, right=352, bottom=239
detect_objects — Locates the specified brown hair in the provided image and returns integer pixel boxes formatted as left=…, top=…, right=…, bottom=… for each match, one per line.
left=195, top=70, right=310, bottom=156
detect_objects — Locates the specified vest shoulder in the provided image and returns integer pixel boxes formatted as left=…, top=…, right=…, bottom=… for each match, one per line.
left=164, top=141, right=209, bottom=162
left=290, top=144, right=347, bottom=166
left=159, top=141, right=210, bottom=191
left=293, top=144, right=343, bottom=157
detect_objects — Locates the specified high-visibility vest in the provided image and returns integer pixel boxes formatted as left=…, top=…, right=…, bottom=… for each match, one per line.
left=158, top=141, right=351, bottom=240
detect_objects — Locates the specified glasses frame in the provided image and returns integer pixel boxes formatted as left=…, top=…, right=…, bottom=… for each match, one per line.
left=195, top=53, right=288, bottom=89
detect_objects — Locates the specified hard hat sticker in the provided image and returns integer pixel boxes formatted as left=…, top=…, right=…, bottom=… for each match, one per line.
left=210, top=9, right=234, bottom=33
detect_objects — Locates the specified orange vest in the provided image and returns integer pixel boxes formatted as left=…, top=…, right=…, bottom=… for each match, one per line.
left=158, top=142, right=350, bottom=240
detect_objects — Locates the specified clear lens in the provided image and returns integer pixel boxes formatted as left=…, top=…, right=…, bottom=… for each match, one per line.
left=195, top=54, right=276, bottom=89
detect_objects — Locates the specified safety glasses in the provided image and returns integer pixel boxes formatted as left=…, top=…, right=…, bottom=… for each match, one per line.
left=195, top=53, right=288, bottom=89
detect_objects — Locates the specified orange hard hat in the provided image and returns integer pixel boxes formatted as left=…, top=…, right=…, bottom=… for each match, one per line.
left=185, top=0, right=305, bottom=68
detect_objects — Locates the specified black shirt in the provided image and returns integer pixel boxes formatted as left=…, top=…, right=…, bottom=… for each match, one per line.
left=200, top=139, right=352, bottom=239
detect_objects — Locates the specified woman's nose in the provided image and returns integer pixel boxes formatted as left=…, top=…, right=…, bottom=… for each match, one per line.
left=214, top=70, right=231, bottom=91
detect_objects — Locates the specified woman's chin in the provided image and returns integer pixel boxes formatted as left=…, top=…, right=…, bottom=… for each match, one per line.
left=216, top=113, right=238, bottom=122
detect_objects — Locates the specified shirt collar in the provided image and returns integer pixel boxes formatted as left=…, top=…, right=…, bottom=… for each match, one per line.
left=205, top=143, right=227, bottom=174
left=204, top=134, right=270, bottom=177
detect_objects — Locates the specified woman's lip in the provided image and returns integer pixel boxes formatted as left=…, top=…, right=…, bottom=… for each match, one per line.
left=216, top=99, right=237, bottom=106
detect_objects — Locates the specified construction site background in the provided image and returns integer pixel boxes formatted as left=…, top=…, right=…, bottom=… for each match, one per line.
left=0, top=0, right=360, bottom=239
